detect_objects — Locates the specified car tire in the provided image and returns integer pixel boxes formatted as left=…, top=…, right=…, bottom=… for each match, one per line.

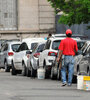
left=11, top=62, right=17, bottom=75
left=43, top=61, right=49, bottom=79
left=87, top=66, right=90, bottom=76
left=5, top=61, right=10, bottom=72
left=26, top=68, right=31, bottom=77
left=22, top=63, right=26, bottom=76
left=51, top=67, right=56, bottom=80
left=31, top=67, right=37, bottom=78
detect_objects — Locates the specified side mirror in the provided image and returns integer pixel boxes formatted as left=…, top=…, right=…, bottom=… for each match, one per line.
left=26, top=50, right=32, bottom=54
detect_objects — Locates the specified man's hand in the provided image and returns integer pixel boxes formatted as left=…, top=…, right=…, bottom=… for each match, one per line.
left=56, top=50, right=63, bottom=62
left=56, top=57, right=60, bottom=62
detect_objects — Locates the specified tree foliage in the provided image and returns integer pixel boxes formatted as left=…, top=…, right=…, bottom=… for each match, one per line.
left=48, top=0, right=90, bottom=26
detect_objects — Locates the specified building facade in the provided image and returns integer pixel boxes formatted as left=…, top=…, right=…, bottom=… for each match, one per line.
left=0, top=0, right=55, bottom=40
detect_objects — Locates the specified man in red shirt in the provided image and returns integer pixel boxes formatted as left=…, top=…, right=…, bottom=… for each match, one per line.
left=57, top=29, right=78, bottom=86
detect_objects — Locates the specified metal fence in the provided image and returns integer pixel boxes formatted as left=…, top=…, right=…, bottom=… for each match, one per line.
left=56, top=15, right=90, bottom=39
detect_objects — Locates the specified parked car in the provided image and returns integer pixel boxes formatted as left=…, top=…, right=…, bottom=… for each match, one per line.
left=78, top=45, right=90, bottom=76
left=74, top=41, right=90, bottom=76
left=38, top=36, right=81, bottom=78
left=11, top=38, right=46, bottom=76
left=27, top=42, right=46, bottom=77
left=0, top=41, right=21, bottom=72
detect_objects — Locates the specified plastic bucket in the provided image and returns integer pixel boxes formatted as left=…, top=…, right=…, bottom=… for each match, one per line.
left=77, top=75, right=84, bottom=90
left=37, top=68, right=45, bottom=79
left=83, top=76, right=90, bottom=91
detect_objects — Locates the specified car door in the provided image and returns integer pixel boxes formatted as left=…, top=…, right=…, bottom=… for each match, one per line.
left=39, top=40, right=51, bottom=67
left=79, top=45, right=90, bottom=75
left=31, top=43, right=45, bottom=69
left=14, top=43, right=28, bottom=69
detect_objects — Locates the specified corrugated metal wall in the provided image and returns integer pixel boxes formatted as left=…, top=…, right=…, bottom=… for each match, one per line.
left=56, top=15, right=90, bottom=39
left=0, top=0, right=17, bottom=31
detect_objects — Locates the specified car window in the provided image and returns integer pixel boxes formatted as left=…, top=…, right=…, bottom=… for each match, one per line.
left=52, top=40, right=61, bottom=50
left=37, top=44, right=45, bottom=52
left=17, top=43, right=28, bottom=52
left=11, top=44, right=20, bottom=52
left=0, top=45, right=5, bottom=52
left=31, top=43, right=38, bottom=51
left=77, top=41, right=85, bottom=50
left=3, top=44, right=8, bottom=51
left=81, top=42, right=87, bottom=51
left=86, top=45, right=90, bottom=54
left=44, top=40, right=51, bottom=50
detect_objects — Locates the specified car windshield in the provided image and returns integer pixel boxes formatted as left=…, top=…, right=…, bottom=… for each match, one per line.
left=52, top=40, right=61, bottom=50
left=77, top=41, right=86, bottom=50
left=12, top=44, right=20, bottom=52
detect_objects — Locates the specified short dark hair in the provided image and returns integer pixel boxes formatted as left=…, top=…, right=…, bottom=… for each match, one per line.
left=66, top=33, right=72, bottom=37
left=48, top=33, right=52, bottom=37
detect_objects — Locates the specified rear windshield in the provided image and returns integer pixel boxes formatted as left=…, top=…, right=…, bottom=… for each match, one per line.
left=31, top=43, right=38, bottom=51
left=12, top=44, right=20, bottom=52
left=52, top=40, right=61, bottom=50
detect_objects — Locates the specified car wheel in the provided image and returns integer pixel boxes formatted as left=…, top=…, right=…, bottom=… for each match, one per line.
left=26, top=68, right=31, bottom=77
left=51, top=67, right=56, bottom=80
left=5, top=61, right=10, bottom=72
left=57, top=68, right=61, bottom=80
left=31, top=67, right=36, bottom=78
left=11, top=62, right=17, bottom=75
left=87, top=67, right=90, bottom=76
left=22, top=63, right=26, bottom=76
left=43, top=61, right=49, bottom=79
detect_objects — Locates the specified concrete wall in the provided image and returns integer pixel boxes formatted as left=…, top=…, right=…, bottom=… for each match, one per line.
left=0, top=0, right=55, bottom=40
left=18, top=0, right=55, bottom=32
left=39, top=0, right=55, bottom=30
left=18, top=0, right=39, bottom=31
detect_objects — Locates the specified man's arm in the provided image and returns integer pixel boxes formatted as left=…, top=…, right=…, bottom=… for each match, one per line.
left=57, top=50, right=63, bottom=62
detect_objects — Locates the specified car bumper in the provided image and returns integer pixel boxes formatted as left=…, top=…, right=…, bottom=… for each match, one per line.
left=7, top=57, right=13, bottom=66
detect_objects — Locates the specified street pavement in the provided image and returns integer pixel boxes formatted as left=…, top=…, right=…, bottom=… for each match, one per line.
left=0, top=69, right=90, bottom=100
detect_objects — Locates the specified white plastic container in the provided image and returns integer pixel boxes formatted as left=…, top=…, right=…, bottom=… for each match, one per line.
left=83, top=76, right=90, bottom=91
left=77, top=75, right=84, bottom=90
left=37, top=68, right=45, bottom=79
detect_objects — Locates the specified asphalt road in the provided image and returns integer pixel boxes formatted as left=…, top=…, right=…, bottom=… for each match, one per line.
left=0, top=69, right=90, bottom=100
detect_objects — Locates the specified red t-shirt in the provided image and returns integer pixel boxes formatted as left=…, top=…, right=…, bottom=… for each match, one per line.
left=58, top=37, right=78, bottom=56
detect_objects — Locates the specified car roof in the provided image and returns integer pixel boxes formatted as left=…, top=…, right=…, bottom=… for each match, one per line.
left=49, top=37, right=81, bottom=41
left=6, top=41, right=21, bottom=45
left=22, top=38, right=45, bottom=43
left=51, top=34, right=88, bottom=39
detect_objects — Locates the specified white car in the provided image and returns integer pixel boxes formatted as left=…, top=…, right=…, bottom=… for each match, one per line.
left=38, top=36, right=81, bottom=78
left=11, top=38, right=46, bottom=76
left=0, top=41, right=21, bottom=72
left=27, top=42, right=46, bottom=77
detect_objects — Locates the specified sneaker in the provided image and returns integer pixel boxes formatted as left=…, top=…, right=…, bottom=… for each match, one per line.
left=68, top=83, right=72, bottom=86
left=61, top=83, right=67, bottom=86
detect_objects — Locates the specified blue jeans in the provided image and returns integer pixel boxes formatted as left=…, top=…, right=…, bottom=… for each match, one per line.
left=61, top=55, right=74, bottom=84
